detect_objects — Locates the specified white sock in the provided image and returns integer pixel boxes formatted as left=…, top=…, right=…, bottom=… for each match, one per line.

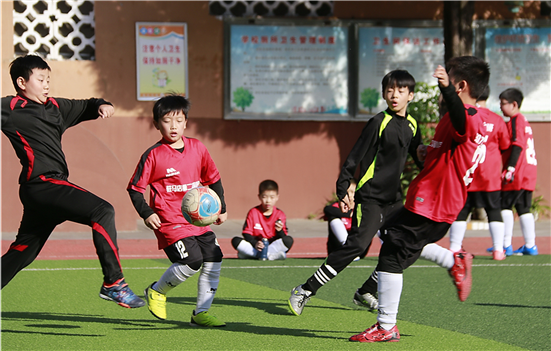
left=489, top=221, right=505, bottom=251
left=449, top=221, right=467, bottom=252
left=420, top=243, right=455, bottom=269
left=154, top=263, right=198, bottom=294
left=196, top=262, right=221, bottom=313
left=329, top=219, right=348, bottom=245
left=377, top=272, right=402, bottom=330
left=267, top=238, right=287, bottom=254
left=519, top=213, right=536, bottom=248
left=502, top=210, right=514, bottom=248
left=236, top=239, right=257, bottom=258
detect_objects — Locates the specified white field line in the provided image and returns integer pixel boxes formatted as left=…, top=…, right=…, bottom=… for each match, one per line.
left=21, top=263, right=551, bottom=272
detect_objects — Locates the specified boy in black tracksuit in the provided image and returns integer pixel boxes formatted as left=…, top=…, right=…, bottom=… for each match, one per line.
left=289, top=70, right=423, bottom=315
left=1, top=55, right=144, bottom=308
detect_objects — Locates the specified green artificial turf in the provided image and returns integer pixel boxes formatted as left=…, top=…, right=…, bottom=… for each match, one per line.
left=1, top=256, right=549, bottom=350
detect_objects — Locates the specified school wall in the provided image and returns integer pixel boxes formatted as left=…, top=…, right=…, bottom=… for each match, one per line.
left=2, top=1, right=549, bottom=233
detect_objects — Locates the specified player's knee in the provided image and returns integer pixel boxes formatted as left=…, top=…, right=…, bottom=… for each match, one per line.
left=516, top=207, right=531, bottom=216
left=201, top=261, right=222, bottom=277
left=186, top=260, right=203, bottom=271
left=93, top=201, right=115, bottom=222
left=455, top=207, right=471, bottom=221
left=231, top=237, right=243, bottom=249
left=282, top=236, right=293, bottom=249
left=486, top=209, right=502, bottom=222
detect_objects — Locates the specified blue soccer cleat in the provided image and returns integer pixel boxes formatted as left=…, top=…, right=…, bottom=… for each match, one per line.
left=100, top=278, right=145, bottom=308
left=486, top=245, right=513, bottom=256
left=513, top=245, right=538, bottom=256
left=505, top=245, right=513, bottom=256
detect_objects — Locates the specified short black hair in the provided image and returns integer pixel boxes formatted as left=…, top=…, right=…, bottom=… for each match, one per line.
left=445, top=56, right=490, bottom=101
left=259, top=179, right=278, bottom=194
left=152, top=94, right=191, bottom=122
left=381, top=70, right=416, bottom=95
left=477, top=85, right=490, bottom=102
left=499, top=88, right=524, bottom=108
left=9, top=55, right=50, bottom=92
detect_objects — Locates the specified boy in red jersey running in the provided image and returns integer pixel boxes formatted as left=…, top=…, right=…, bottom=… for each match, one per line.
left=128, top=94, right=227, bottom=326
left=231, top=180, right=293, bottom=260
left=349, top=56, right=489, bottom=343
left=498, top=88, right=538, bottom=256
left=1, top=55, right=144, bottom=308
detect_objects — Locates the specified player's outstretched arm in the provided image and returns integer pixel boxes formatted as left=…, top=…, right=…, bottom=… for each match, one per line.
left=434, top=65, right=466, bottom=135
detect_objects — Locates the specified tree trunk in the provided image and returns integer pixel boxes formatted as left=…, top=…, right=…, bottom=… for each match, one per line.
left=443, top=1, right=475, bottom=63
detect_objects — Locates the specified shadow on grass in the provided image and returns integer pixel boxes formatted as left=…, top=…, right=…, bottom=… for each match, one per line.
left=224, top=322, right=350, bottom=340
left=1, top=311, right=349, bottom=339
left=168, top=296, right=351, bottom=316
left=475, top=302, right=551, bottom=309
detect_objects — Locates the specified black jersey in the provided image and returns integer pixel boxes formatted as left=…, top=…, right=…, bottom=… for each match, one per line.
left=1, top=95, right=109, bottom=183
left=336, top=108, right=422, bottom=205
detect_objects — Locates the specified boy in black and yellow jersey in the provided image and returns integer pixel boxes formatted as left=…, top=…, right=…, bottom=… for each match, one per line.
left=289, top=70, right=423, bottom=315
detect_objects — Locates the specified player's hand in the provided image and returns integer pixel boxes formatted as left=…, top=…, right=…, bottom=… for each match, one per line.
left=214, top=212, right=227, bottom=225
left=433, top=65, right=449, bottom=88
left=339, top=193, right=353, bottom=213
left=144, top=213, right=161, bottom=230
left=417, top=144, right=428, bottom=161
left=502, top=167, right=515, bottom=183
left=255, top=240, right=265, bottom=251
left=98, top=104, right=115, bottom=119
left=275, top=219, right=284, bottom=231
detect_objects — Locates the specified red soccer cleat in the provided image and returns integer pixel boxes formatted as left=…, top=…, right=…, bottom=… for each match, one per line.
left=493, top=250, right=506, bottom=261
left=449, top=250, right=473, bottom=302
left=349, top=322, right=400, bottom=343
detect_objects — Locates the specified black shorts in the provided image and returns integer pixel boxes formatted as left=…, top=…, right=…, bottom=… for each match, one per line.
left=501, top=190, right=532, bottom=215
left=164, top=231, right=223, bottom=265
left=456, top=191, right=501, bottom=221
left=377, top=208, right=451, bottom=273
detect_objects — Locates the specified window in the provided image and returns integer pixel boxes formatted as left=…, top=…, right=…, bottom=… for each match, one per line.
left=13, top=0, right=95, bottom=60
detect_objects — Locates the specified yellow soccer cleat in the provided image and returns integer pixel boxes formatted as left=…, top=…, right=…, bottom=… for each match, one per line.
left=190, top=310, right=226, bottom=327
left=144, top=282, right=167, bottom=320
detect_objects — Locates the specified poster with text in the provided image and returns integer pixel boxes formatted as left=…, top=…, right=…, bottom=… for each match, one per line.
left=230, top=25, right=348, bottom=116
left=358, top=27, right=444, bottom=115
left=485, top=27, right=551, bottom=120
left=136, top=23, right=188, bottom=101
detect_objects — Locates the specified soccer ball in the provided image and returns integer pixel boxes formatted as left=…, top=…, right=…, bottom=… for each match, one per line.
left=181, top=186, right=221, bottom=227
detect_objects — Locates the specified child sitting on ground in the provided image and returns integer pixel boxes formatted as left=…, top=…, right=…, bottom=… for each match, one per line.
left=232, top=180, right=293, bottom=260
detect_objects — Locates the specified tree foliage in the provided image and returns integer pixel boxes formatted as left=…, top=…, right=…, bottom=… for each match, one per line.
left=233, top=87, right=254, bottom=112
left=360, top=88, right=380, bottom=113
left=401, top=82, right=441, bottom=199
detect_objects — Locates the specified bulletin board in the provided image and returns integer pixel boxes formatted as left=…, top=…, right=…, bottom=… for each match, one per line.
left=474, top=20, right=550, bottom=121
left=136, top=22, right=188, bottom=101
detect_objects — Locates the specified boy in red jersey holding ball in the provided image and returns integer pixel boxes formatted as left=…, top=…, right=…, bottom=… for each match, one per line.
left=231, top=180, right=293, bottom=260
left=128, top=94, right=227, bottom=327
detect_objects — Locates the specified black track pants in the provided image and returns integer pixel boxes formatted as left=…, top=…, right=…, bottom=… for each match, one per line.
left=1, top=174, right=124, bottom=288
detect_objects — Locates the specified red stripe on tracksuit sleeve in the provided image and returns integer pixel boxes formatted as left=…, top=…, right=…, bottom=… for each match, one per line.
left=16, top=132, right=35, bottom=181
